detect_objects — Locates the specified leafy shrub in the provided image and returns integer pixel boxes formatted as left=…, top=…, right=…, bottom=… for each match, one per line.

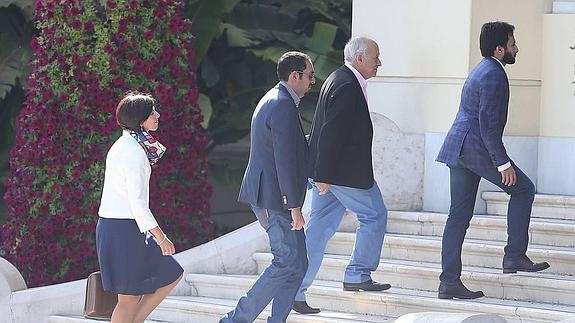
left=1, top=0, right=212, bottom=287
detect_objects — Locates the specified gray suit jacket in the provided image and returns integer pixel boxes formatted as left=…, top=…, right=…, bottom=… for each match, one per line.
left=436, top=57, right=510, bottom=169
left=238, top=83, right=309, bottom=211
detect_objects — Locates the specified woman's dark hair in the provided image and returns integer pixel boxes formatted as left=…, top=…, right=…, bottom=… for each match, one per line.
left=115, top=92, right=155, bottom=131
left=277, top=51, right=310, bottom=82
left=480, top=21, right=515, bottom=58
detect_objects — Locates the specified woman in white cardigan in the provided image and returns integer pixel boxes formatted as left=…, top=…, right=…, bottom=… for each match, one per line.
left=97, top=92, right=183, bottom=323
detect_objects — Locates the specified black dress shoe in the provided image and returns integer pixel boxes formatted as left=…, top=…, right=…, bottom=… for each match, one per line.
left=503, top=256, right=550, bottom=273
left=292, top=301, right=321, bottom=314
left=342, top=279, right=391, bottom=292
left=438, top=281, right=484, bottom=299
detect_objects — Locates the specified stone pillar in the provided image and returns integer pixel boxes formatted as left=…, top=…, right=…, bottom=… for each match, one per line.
left=537, top=12, right=575, bottom=194
left=353, top=0, right=474, bottom=211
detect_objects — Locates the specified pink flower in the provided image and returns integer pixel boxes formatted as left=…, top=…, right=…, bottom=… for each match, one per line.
left=169, top=17, right=185, bottom=34
left=71, top=53, right=80, bottom=65
left=112, top=78, right=123, bottom=87
left=170, top=64, right=182, bottom=75
left=118, top=20, right=128, bottom=33
left=42, top=91, right=53, bottom=101
left=153, top=7, right=166, bottom=19
left=4, top=0, right=212, bottom=288
left=70, top=20, right=81, bottom=29
left=84, top=21, right=94, bottom=33
left=109, top=58, right=117, bottom=70
left=144, top=31, right=154, bottom=40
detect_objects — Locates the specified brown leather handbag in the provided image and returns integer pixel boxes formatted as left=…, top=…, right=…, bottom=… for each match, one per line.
left=84, top=271, right=118, bottom=320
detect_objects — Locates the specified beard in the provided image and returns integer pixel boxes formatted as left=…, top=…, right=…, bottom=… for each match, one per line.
left=502, top=51, right=516, bottom=65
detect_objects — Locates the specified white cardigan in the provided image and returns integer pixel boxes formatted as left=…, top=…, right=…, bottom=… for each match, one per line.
left=98, top=130, right=159, bottom=232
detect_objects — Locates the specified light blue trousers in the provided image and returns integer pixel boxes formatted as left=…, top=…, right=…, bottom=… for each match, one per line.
left=295, top=180, right=387, bottom=302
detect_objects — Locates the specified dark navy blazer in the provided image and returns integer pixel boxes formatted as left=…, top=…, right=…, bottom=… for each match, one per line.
left=308, top=65, right=374, bottom=189
left=238, top=83, right=309, bottom=211
left=436, top=57, right=511, bottom=169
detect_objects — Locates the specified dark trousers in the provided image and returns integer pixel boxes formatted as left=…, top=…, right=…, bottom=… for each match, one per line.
left=440, top=158, right=535, bottom=283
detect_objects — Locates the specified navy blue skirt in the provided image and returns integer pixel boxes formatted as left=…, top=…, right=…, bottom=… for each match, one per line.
left=96, top=218, right=183, bottom=295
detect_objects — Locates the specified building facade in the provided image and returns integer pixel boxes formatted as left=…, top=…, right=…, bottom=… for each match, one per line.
left=355, top=0, right=575, bottom=213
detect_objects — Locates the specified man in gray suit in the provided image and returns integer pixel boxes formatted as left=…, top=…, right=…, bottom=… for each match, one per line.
left=220, top=51, right=315, bottom=323
left=436, top=21, right=549, bottom=300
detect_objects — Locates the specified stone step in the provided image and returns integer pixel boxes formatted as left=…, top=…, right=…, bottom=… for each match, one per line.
left=327, top=233, right=575, bottom=275
left=253, top=253, right=575, bottom=306
left=185, top=273, right=575, bottom=323
left=337, top=211, right=575, bottom=248
left=48, top=316, right=163, bottom=323
left=49, top=296, right=392, bottom=323
left=151, top=296, right=392, bottom=323
left=482, top=192, right=575, bottom=220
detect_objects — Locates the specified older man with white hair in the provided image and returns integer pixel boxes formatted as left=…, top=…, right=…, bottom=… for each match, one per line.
left=292, top=37, right=390, bottom=315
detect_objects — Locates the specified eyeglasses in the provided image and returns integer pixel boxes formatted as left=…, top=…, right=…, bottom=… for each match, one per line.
left=295, top=70, right=315, bottom=81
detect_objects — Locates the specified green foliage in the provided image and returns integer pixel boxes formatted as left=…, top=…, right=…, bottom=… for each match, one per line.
left=198, top=93, right=213, bottom=128
left=0, top=0, right=34, bottom=20
left=2, top=0, right=211, bottom=287
left=0, top=2, right=35, bottom=223
left=0, top=4, right=33, bottom=99
left=189, top=0, right=352, bottom=150
left=0, top=86, right=24, bottom=223
left=186, top=0, right=242, bottom=62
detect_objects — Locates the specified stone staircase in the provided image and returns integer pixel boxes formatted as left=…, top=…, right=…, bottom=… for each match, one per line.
left=49, top=192, right=575, bottom=323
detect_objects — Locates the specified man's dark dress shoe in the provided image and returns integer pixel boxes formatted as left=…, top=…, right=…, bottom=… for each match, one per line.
left=342, top=279, right=391, bottom=292
left=292, top=301, right=321, bottom=314
left=438, top=281, right=484, bottom=299
left=503, top=256, right=550, bottom=273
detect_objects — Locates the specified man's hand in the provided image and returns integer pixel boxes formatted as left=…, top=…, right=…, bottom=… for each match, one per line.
left=500, top=166, right=517, bottom=186
left=290, top=208, right=305, bottom=231
left=316, top=182, right=331, bottom=195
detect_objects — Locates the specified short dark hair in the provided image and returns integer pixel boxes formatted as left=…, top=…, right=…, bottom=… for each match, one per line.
left=277, top=51, right=310, bottom=82
left=480, top=21, right=515, bottom=57
left=115, top=92, right=155, bottom=131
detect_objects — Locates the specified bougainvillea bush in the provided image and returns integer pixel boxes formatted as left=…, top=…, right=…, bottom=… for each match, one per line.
left=1, top=0, right=212, bottom=287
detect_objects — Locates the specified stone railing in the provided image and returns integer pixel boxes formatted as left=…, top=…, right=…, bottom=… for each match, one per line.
left=0, top=221, right=268, bottom=323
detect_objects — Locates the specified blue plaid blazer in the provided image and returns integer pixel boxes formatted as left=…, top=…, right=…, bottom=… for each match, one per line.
left=436, top=57, right=511, bottom=169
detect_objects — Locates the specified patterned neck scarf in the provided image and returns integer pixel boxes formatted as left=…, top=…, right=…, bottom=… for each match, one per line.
left=129, top=130, right=166, bottom=166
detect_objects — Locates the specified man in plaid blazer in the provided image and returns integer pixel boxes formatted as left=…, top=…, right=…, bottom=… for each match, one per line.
left=436, top=21, right=549, bottom=300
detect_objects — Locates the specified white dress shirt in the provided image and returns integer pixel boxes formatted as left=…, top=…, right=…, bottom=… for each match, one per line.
left=98, top=130, right=159, bottom=232
left=344, top=62, right=369, bottom=103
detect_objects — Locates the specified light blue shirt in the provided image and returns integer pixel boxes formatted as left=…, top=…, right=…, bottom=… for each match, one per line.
left=279, top=81, right=301, bottom=107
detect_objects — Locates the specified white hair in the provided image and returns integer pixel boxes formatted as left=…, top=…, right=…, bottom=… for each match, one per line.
left=344, top=37, right=373, bottom=64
